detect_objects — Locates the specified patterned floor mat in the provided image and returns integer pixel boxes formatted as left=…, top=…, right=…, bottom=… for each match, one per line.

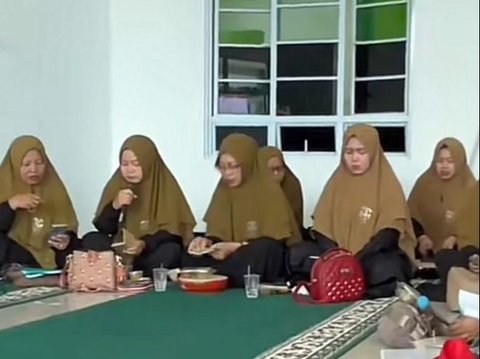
left=256, top=296, right=398, bottom=359
left=0, top=286, right=67, bottom=309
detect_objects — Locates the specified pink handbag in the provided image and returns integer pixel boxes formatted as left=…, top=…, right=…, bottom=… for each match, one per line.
left=60, top=250, right=126, bottom=292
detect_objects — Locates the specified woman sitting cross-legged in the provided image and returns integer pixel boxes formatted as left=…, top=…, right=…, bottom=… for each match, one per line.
left=0, top=136, right=79, bottom=270
left=183, top=134, right=302, bottom=287
left=310, top=124, right=417, bottom=298
left=418, top=181, right=479, bottom=301
left=408, top=138, right=476, bottom=260
left=82, top=135, right=196, bottom=277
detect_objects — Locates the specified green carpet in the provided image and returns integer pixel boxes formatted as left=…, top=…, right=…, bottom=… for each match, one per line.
left=0, top=289, right=346, bottom=359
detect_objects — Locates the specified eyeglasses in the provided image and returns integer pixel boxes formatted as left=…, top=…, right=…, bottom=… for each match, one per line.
left=217, top=164, right=241, bottom=173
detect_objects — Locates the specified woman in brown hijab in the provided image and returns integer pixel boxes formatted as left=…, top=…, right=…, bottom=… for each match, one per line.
left=0, top=136, right=79, bottom=269
left=312, top=124, right=416, bottom=298
left=408, top=138, right=476, bottom=258
left=82, top=135, right=196, bottom=275
left=183, top=134, right=301, bottom=287
left=257, top=146, right=304, bottom=230
left=418, top=181, right=479, bottom=302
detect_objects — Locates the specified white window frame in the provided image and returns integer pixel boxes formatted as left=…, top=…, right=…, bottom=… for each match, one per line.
left=204, top=0, right=413, bottom=156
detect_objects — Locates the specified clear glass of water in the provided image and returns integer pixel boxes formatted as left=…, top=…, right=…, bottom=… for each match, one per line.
left=153, top=268, right=168, bottom=292
left=244, top=274, right=260, bottom=299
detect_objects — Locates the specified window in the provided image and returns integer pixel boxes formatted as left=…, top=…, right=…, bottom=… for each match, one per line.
left=215, top=126, right=268, bottom=150
left=208, top=0, right=410, bottom=154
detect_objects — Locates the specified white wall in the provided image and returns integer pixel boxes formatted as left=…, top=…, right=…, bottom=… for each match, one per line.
left=0, top=0, right=111, bottom=234
left=111, top=0, right=479, bottom=231
left=1, top=0, right=478, bottom=234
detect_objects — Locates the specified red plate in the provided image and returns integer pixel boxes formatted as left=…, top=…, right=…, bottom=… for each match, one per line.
left=178, top=274, right=228, bottom=293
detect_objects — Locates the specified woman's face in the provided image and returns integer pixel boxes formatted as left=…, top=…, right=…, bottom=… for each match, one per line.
left=120, top=149, right=143, bottom=184
left=19, top=149, right=46, bottom=185
left=267, top=156, right=286, bottom=183
left=343, top=137, right=371, bottom=175
left=435, top=147, right=456, bottom=180
left=218, top=153, right=242, bottom=188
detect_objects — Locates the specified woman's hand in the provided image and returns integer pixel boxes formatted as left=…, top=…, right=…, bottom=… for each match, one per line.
left=8, top=193, right=42, bottom=211
left=210, top=242, right=242, bottom=261
left=418, top=235, right=434, bottom=257
left=48, top=234, right=70, bottom=251
left=188, top=237, right=213, bottom=254
left=442, top=236, right=457, bottom=250
left=449, top=317, right=479, bottom=342
left=112, top=189, right=137, bottom=210
left=123, top=240, right=145, bottom=256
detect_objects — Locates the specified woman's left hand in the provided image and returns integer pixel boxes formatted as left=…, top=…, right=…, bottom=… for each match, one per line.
left=442, top=236, right=457, bottom=250
left=210, top=242, right=242, bottom=261
left=48, top=234, right=70, bottom=251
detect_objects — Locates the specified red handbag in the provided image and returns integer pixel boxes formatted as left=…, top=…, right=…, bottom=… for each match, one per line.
left=293, top=248, right=366, bottom=304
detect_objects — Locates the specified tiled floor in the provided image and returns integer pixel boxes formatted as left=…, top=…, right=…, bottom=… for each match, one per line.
left=0, top=292, right=132, bottom=331
left=0, top=292, right=439, bottom=359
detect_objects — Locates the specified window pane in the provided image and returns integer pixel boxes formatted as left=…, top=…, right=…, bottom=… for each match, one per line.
left=355, top=79, right=405, bottom=113
left=277, top=44, right=337, bottom=77
left=356, top=4, right=407, bottom=42
left=219, top=82, right=270, bottom=114
left=281, top=126, right=336, bottom=152
left=278, top=6, right=339, bottom=41
left=277, top=80, right=336, bottom=115
left=220, top=13, right=270, bottom=45
left=220, top=0, right=270, bottom=9
left=215, top=126, right=268, bottom=150
left=356, top=42, right=406, bottom=77
left=375, top=126, right=406, bottom=152
left=219, top=47, right=270, bottom=80
left=357, top=0, right=402, bottom=4
left=279, top=0, right=339, bottom=4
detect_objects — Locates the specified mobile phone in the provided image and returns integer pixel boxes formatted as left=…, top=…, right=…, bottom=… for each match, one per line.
left=51, top=224, right=69, bottom=237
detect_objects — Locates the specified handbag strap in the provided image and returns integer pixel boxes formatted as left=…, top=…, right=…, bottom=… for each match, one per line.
left=321, top=248, right=352, bottom=262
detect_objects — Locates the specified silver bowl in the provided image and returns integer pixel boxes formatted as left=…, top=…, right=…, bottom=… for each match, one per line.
left=168, top=267, right=216, bottom=282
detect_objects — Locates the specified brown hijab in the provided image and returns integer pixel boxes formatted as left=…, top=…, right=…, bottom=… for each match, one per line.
left=408, top=138, right=476, bottom=250
left=94, top=135, right=196, bottom=245
left=204, top=134, right=301, bottom=246
left=452, top=180, right=479, bottom=249
left=257, top=146, right=304, bottom=228
left=0, top=136, right=78, bottom=268
left=312, top=124, right=416, bottom=257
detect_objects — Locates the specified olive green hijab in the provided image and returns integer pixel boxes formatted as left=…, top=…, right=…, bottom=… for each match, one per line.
left=408, top=138, right=476, bottom=250
left=0, top=136, right=78, bottom=268
left=204, top=134, right=301, bottom=246
left=257, top=146, right=304, bottom=229
left=313, top=125, right=416, bottom=257
left=95, top=135, right=196, bottom=244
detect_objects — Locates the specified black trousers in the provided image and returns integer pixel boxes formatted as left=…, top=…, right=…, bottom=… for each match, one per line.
left=0, top=232, right=76, bottom=269
left=182, top=238, right=286, bottom=287
left=82, top=231, right=182, bottom=277
left=418, top=246, right=479, bottom=301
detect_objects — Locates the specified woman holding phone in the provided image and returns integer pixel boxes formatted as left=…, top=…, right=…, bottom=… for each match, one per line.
left=0, top=136, right=79, bottom=269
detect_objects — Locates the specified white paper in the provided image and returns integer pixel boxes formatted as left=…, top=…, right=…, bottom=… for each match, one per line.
left=459, top=289, right=480, bottom=319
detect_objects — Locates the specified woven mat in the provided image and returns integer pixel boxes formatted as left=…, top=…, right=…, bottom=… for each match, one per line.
left=256, top=296, right=398, bottom=359
left=0, top=286, right=66, bottom=309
